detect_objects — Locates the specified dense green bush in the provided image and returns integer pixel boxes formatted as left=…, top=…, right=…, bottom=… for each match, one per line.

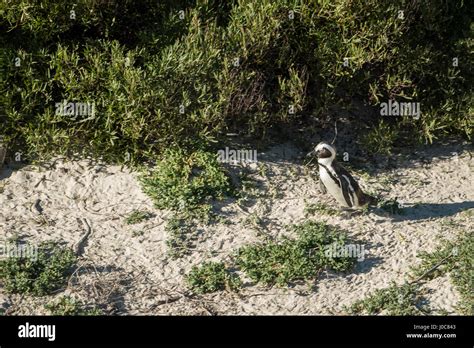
left=186, top=261, right=241, bottom=294
left=139, top=148, right=233, bottom=211
left=0, top=0, right=472, bottom=162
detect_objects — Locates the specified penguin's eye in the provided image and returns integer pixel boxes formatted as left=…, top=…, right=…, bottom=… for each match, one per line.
left=317, top=148, right=332, bottom=158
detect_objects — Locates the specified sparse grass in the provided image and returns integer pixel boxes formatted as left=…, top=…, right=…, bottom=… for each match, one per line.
left=410, top=232, right=473, bottom=315
left=235, top=221, right=357, bottom=286
left=131, top=230, right=145, bottom=238
left=242, top=212, right=265, bottom=231
left=125, top=210, right=154, bottom=225
left=45, top=296, right=102, bottom=316
left=347, top=282, right=430, bottom=315
left=304, top=202, right=339, bottom=216
left=236, top=171, right=266, bottom=206
left=165, top=213, right=199, bottom=259
left=348, top=231, right=472, bottom=315
left=439, top=219, right=459, bottom=229
left=186, top=261, right=241, bottom=294
left=0, top=241, right=76, bottom=296
left=376, top=175, right=395, bottom=187
left=462, top=209, right=474, bottom=218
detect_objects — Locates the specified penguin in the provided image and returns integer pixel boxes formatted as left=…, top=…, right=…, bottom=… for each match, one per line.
left=307, top=142, right=375, bottom=209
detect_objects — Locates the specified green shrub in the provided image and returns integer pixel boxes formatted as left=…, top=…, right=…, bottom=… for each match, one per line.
left=235, top=221, right=357, bottom=286
left=139, top=148, right=233, bottom=211
left=361, top=120, right=400, bottom=155
left=0, top=241, right=76, bottom=296
left=45, top=296, right=102, bottom=316
left=0, top=0, right=189, bottom=50
left=186, top=261, right=241, bottom=294
left=139, top=148, right=232, bottom=257
left=1, top=0, right=472, bottom=161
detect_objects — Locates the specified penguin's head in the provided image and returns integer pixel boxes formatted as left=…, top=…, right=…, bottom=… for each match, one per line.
left=307, top=142, right=336, bottom=162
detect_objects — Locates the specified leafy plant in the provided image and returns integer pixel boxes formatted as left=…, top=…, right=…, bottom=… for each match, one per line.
left=235, top=221, right=357, bottom=286
left=1, top=0, right=471, bottom=162
left=45, top=296, right=102, bottom=316
left=139, top=149, right=233, bottom=257
left=361, top=119, right=399, bottom=155
left=0, top=241, right=76, bottom=296
left=410, top=232, right=473, bottom=315
left=378, top=198, right=405, bottom=215
left=347, top=282, right=430, bottom=315
left=139, top=148, right=233, bottom=212
left=186, top=261, right=241, bottom=294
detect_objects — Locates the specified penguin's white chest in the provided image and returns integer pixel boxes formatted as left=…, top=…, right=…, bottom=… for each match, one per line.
left=319, top=165, right=351, bottom=207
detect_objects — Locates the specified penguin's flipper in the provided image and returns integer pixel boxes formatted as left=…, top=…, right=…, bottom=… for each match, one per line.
left=339, top=175, right=355, bottom=207
left=319, top=180, right=327, bottom=194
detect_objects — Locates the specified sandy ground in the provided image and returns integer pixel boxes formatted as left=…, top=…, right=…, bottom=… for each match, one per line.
left=0, top=141, right=472, bottom=315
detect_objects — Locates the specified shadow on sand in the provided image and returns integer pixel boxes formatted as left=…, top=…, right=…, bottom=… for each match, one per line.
left=387, top=201, right=474, bottom=222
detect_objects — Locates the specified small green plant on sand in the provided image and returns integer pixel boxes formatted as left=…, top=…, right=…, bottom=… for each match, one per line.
left=125, top=210, right=154, bottom=225
left=186, top=261, right=241, bottom=294
left=347, top=231, right=472, bottom=315
left=410, top=232, right=473, bottom=315
left=304, top=202, right=339, bottom=216
left=45, top=296, right=102, bottom=316
left=347, top=282, right=429, bottom=315
left=139, top=148, right=233, bottom=212
left=165, top=213, right=199, bottom=259
left=140, top=148, right=233, bottom=257
left=378, top=198, right=405, bottom=215
left=0, top=241, right=76, bottom=296
left=131, top=230, right=145, bottom=238
left=235, top=221, right=357, bottom=286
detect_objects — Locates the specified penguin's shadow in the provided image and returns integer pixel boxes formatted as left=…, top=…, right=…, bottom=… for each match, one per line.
left=350, top=240, right=384, bottom=275
left=316, top=241, right=384, bottom=286
left=354, top=255, right=384, bottom=275
left=384, top=201, right=474, bottom=221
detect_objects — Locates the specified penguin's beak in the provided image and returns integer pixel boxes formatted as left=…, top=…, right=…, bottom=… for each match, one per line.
left=306, top=149, right=317, bottom=158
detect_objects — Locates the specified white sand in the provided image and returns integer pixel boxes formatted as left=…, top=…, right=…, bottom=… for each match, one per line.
left=0, top=143, right=472, bottom=315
